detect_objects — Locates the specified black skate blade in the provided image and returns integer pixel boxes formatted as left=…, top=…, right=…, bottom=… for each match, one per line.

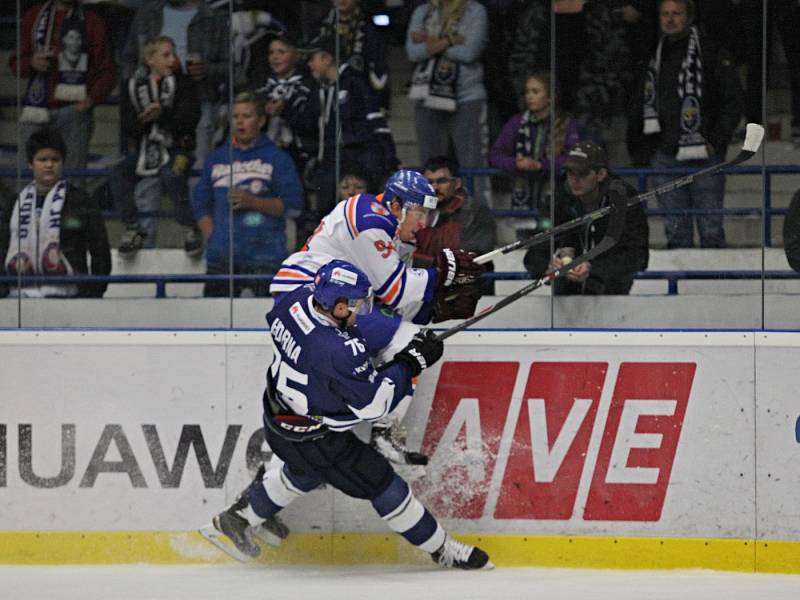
left=198, top=523, right=257, bottom=563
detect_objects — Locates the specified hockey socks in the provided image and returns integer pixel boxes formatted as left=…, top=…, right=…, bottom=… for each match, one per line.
left=371, top=474, right=446, bottom=553
left=249, top=457, right=319, bottom=518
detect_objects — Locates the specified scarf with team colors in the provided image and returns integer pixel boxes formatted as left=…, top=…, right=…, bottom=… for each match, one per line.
left=643, top=25, right=708, bottom=161
left=128, top=67, right=177, bottom=176
left=408, top=4, right=461, bottom=112
left=21, top=1, right=88, bottom=124
left=5, top=180, right=76, bottom=297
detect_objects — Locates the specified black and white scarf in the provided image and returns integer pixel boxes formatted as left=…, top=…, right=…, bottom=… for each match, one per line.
left=21, top=1, right=88, bottom=124
left=511, top=110, right=548, bottom=209
left=316, top=7, right=370, bottom=76
left=4, top=180, right=76, bottom=297
left=408, top=5, right=460, bottom=112
left=256, top=71, right=310, bottom=148
left=643, top=25, right=708, bottom=161
left=128, top=67, right=177, bottom=176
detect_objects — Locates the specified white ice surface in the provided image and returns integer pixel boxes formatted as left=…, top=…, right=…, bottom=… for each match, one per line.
left=2, top=565, right=799, bottom=600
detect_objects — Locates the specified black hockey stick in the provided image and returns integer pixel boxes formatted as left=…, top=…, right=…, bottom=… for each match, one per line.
left=434, top=190, right=630, bottom=342
left=474, top=123, right=765, bottom=265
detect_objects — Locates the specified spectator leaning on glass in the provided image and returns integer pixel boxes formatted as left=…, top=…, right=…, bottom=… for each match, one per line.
left=626, top=0, right=743, bottom=249
left=190, top=93, right=304, bottom=298
left=0, top=129, right=111, bottom=299
left=405, top=0, right=489, bottom=204
left=111, top=35, right=202, bottom=257
left=523, top=142, right=649, bottom=296
left=489, top=71, right=580, bottom=211
left=10, top=0, right=114, bottom=173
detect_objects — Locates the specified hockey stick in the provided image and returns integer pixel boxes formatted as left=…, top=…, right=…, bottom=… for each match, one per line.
left=434, top=190, right=629, bottom=342
left=474, top=123, right=765, bottom=265
left=435, top=233, right=619, bottom=341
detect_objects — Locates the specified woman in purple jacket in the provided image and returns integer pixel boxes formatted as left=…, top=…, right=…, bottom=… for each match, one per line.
left=489, top=72, right=579, bottom=210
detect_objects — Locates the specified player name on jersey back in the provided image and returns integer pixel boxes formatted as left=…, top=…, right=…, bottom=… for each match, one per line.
left=269, top=316, right=303, bottom=364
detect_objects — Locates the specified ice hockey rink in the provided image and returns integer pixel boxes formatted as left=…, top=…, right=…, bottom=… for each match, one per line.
left=3, top=565, right=800, bottom=600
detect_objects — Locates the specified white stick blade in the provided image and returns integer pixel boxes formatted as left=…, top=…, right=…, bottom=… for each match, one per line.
left=473, top=249, right=502, bottom=264
left=743, top=123, right=765, bottom=153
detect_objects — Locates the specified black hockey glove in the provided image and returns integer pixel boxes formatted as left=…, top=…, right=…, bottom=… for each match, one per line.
left=432, top=283, right=482, bottom=323
left=394, top=329, right=444, bottom=377
left=435, top=248, right=484, bottom=291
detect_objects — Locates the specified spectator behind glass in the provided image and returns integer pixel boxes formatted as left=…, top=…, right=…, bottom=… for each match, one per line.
left=416, top=155, right=497, bottom=302
left=122, top=0, right=232, bottom=167
left=489, top=72, right=580, bottom=211
left=206, top=0, right=285, bottom=92
left=253, top=34, right=314, bottom=176
left=304, top=34, right=399, bottom=220
left=523, top=142, right=649, bottom=295
left=0, top=129, right=111, bottom=298
left=784, top=190, right=800, bottom=273
left=337, top=161, right=372, bottom=201
left=733, top=0, right=800, bottom=143
left=191, top=93, right=304, bottom=298
left=311, top=0, right=390, bottom=111
left=110, top=35, right=202, bottom=258
left=626, top=0, right=743, bottom=249
left=10, top=0, right=114, bottom=173
left=507, top=0, right=627, bottom=142
left=405, top=0, right=489, bottom=205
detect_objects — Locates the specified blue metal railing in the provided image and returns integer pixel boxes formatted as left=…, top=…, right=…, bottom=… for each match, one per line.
left=1, top=164, right=792, bottom=245
left=459, top=164, right=797, bottom=247
left=2, top=270, right=799, bottom=298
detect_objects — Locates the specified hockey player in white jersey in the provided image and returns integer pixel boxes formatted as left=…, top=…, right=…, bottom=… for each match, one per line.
left=201, top=260, right=493, bottom=570
left=271, top=169, right=484, bottom=356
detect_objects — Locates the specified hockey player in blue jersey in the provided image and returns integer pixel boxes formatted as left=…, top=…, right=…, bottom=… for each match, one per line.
left=201, top=259, right=492, bottom=570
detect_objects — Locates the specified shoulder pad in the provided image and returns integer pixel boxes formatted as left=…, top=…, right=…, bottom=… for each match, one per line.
left=344, top=193, right=397, bottom=238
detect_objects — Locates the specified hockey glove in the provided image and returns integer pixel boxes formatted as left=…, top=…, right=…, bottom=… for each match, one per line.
left=431, top=283, right=482, bottom=323
left=435, top=248, right=484, bottom=291
left=394, top=329, right=444, bottom=377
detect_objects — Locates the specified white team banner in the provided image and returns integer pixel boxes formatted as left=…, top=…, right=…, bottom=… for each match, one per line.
left=0, top=331, right=797, bottom=542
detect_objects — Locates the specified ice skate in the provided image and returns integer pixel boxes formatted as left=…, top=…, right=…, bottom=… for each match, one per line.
left=371, top=424, right=428, bottom=466
left=199, top=494, right=261, bottom=562
left=431, top=536, right=494, bottom=570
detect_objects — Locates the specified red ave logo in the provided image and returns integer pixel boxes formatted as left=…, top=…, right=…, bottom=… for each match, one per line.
left=413, top=361, right=696, bottom=522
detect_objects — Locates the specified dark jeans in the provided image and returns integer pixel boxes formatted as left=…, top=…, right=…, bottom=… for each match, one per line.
left=652, top=151, right=727, bottom=248
left=109, top=153, right=195, bottom=245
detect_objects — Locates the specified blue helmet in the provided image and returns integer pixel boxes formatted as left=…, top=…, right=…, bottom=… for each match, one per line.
left=313, top=260, right=374, bottom=314
left=383, top=170, right=438, bottom=210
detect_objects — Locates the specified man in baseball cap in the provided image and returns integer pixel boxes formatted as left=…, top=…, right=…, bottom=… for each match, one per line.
left=564, top=141, right=608, bottom=177
left=523, top=139, right=650, bottom=296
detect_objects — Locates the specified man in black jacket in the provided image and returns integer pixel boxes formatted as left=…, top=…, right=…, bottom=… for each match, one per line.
left=627, top=0, right=743, bottom=249
left=524, top=142, right=649, bottom=295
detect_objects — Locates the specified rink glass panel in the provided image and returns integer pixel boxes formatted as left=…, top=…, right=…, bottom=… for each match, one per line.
left=1, top=3, right=790, bottom=329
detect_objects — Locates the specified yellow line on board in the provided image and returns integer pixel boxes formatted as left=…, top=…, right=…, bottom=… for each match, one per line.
left=0, top=532, right=795, bottom=573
